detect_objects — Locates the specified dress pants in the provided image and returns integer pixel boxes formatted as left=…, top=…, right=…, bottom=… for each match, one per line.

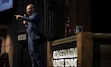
left=28, top=36, right=42, bottom=67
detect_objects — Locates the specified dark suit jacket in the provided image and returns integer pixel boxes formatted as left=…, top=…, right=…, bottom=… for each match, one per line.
left=22, top=12, right=40, bottom=40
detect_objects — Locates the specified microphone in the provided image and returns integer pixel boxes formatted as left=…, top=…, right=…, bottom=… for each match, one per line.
left=24, top=14, right=26, bottom=17
left=23, top=14, right=27, bottom=27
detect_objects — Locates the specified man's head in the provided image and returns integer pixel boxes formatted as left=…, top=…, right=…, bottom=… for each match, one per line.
left=26, top=4, right=34, bottom=15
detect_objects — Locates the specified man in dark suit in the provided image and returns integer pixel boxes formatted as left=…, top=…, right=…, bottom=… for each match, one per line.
left=15, top=4, right=42, bottom=67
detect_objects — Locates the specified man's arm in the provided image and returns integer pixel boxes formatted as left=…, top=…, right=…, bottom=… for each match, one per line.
left=22, top=13, right=40, bottom=22
left=14, top=15, right=28, bottom=27
left=14, top=15, right=23, bottom=20
left=14, top=13, right=40, bottom=22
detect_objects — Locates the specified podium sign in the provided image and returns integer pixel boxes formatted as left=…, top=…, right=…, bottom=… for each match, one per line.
left=17, top=30, right=27, bottom=41
left=53, top=47, right=78, bottom=67
left=18, top=34, right=26, bottom=41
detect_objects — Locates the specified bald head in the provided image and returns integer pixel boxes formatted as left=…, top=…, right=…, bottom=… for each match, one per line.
left=27, top=4, right=34, bottom=9
left=26, top=4, right=35, bottom=15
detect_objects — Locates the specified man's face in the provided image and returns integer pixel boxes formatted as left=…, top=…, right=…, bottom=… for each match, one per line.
left=26, top=5, right=33, bottom=15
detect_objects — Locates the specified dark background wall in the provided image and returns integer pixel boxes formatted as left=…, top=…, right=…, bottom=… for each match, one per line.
left=91, top=0, right=111, bottom=33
